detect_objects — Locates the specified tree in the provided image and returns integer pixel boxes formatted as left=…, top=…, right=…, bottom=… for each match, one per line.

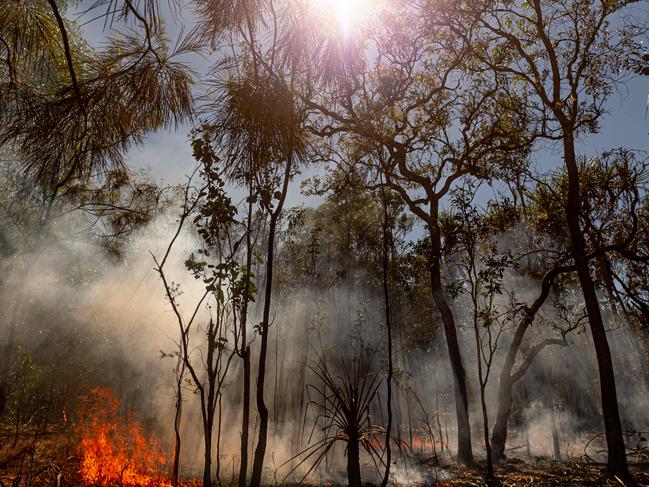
left=441, top=0, right=646, bottom=479
left=300, top=8, right=532, bottom=461
left=153, top=157, right=249, bottom=486
left=0, top=0, right=195, bottom=417
left=200, top=56, right=311, bottom=487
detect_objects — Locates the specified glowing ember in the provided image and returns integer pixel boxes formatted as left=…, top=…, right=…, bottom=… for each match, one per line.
left=76, top=387, right=172, bottom=487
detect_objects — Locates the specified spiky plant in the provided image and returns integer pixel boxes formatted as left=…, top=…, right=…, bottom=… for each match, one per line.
left=282, top=346, right=390, bottom=487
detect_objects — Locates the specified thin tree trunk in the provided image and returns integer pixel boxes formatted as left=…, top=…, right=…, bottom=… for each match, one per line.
left=562, top=132, right=629, bottom=480
left=171, top=370, right=183, bottom=487
left=239, top=346, right=251, bottom=486
left=491, top=375, right=513, bottom=462
left=435, top=393, right=445, bottom=454
left=428, top=211, right=474, bottom=466
left=249, top=216, right=277, bottom=487
left=491, top=262, right=565, bottom=461
left=203, top=413, right=214, bottom=487
left=216, top=394, right=223, bottom=484
left=238, top=180, right=254, bottom=487
left=380, top=182, right=393, bottom=487
left=250, top=160, right=292, bottom=487
left=550, top=397, right=561, bottom=461
left=470, top=280, right=494, bottom=480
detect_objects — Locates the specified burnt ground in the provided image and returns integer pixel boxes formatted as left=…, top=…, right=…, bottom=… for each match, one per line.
left=440, top=458, right=649, bottom=486
left=1, top=426, right=648, bottom=486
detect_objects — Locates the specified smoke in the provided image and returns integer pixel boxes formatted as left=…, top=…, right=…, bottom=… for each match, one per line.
left=1, top=204, right=648, bottom=484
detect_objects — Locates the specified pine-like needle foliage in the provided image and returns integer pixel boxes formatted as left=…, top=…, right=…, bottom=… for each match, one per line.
left=0, top=1, right=197, bottom=189
left=203, top=69, right=309, bottom=183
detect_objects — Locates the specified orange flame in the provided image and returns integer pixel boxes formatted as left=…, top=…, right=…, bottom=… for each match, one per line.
left=77, top=387, right=173, bottom=487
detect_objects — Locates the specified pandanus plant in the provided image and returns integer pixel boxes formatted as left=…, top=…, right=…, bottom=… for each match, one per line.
left=283, top=346, right=393, bottom=487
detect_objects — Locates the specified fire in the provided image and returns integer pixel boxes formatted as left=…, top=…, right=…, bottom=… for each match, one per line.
left=76, top=387, right=173, bottom=487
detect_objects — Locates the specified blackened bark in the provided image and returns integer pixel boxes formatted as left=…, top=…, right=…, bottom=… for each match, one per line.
left=563, top=132, right=629, bottom=480
left=171, top=372, right=183, bottom=487
left=239, top=346, right=251, bottom=486
left=203, top=409, right=214, bottom=487
left=347, top=436, right=362, bottom=487
left=428, top=208, right=474, bottom=466
left=250, top=161, right=292, bottom=487
left=491, top=376, right=513, bottom=462
left=380, top=184, right=393, bottom=487
left=239, top=183, right=254, bottom=487
left=249, top=216, right=277, bottom=487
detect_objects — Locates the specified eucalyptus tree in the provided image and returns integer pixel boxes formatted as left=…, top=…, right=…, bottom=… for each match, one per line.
left=438, top=0, right=647, bottom=478
left=292, top=3, right=532, bottom=464
left=153, top=153, right=253, bottom=487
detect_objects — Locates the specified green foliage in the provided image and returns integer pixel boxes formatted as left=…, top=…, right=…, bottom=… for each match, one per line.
left=0, top=0, right=196, bottom=189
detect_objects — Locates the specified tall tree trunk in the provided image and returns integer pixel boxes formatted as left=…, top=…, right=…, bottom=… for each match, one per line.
left=239, top=182, right=254, bottom=487
left=347, top=436, right=362, bottom=487
left=239, top=346, right=251, bottom=486
left=491, top=318, right=531, bottom=461
left=562, top=132, right=629, bottom=480
left=249, top=216, right=277, bottom=487
left=490, top=377, right=513, bottom=462
left=491, top=262, right=563, bottom=461
left=428, top=209, right=474, bottom=466
left=250, top=161, right=292, bottom=487
left=472, top=313, right=494, bottom=480
left=203, top=413, right=214, bottom=487
left=380, top=184, right=393, bottom=487
left=171, top=369, right=183, bottom=487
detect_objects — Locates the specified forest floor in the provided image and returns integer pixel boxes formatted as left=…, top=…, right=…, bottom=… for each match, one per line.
left=1, top=426, right=649, bottom=486
left=439, top=457, right=649, bottom=486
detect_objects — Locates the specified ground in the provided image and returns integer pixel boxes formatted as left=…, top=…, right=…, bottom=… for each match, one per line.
left=1, top=426, right=649, bottom=486
left=442, top=458, right=649, bottom=486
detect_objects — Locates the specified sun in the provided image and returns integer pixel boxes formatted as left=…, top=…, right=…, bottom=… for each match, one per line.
left=306, top=0, right=380, bottom=37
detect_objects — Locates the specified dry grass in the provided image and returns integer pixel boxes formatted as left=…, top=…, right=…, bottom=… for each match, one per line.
left=1, top=426, right=648, bottom=486
left=0, top=424, right=78, bottom=486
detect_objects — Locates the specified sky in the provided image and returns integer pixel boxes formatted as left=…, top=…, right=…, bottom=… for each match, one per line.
left=72, top=1, right=649, bottom=209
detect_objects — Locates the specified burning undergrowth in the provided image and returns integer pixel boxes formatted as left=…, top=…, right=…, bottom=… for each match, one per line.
left=76, top=387, right=172, bottom=487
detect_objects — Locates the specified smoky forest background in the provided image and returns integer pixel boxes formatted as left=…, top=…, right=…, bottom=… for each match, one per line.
left=1, top=0, right=649, bottom=485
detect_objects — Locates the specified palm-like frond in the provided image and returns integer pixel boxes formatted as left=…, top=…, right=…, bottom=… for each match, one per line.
left=0, top=0, right=67, bottom=83
left=203, top=69, right=309, bottom=183
left=277, top=2, right=363, bottom=88
left=279, top=346, right=408, bottom=484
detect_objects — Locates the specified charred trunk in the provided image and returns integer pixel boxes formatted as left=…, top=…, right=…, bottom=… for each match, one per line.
left=491, top=375, right=513, bottom=462
left=239, top=346, right=251, bottom=487
left=428, top=213, right=474, bottom=466
left=249, top=218, right=276, bottom=487
left=380, top=183, right=393, bottom=487
left=347, top=435, right=362, bottom=487
left=171, top=379, right=182, bottom=487
left=250, top=160, right=291, bottom=487
left=563, top=132, right=629, bottom=480
left=203, top=416, right=213, bottom=487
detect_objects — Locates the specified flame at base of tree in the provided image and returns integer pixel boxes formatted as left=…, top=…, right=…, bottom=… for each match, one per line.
left=76, top=387, right=173, bottom=487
